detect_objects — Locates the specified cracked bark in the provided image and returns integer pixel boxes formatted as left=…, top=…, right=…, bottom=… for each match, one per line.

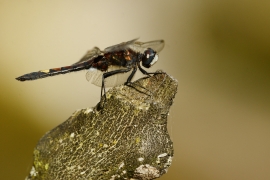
left=26, top=71, right=178, bottom=180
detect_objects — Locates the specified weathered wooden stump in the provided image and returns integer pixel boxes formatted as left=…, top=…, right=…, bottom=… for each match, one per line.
left=26, top=71, right=178, bottom=180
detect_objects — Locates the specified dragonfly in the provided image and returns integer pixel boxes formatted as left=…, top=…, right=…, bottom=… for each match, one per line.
left=16, top=38, right=165, bottom=100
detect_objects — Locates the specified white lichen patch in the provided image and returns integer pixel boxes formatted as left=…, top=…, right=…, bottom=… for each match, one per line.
left=90, top=148, right=95, bottom=154
left=134, top=164, right=160, bottom=179
left=103, top=144, right=108, bottom=148
left=110, top=174, right=120, bottom=180
left=157, top=153, right=168, bottom=164
left=137, top=103, right=150, bottom=111
left=138, top=157, right=144, bottom=162
left=164, top=156, right=173, bottom=167
left=84, top=107, right=93, bottom=114
left=30, top=166, right=38, bottom=177
left=158, top=153, right=167, bottom=158
left=70, top=132, right=75, bottom=138
left=119, top=162, right=125, bottom=169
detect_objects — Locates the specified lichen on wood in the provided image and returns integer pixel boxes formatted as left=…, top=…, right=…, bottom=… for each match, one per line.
left=26, top=71, right=178, bottom=180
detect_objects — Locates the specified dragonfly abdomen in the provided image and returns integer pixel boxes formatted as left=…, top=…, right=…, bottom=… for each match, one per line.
left=16, top=60, right=93, bottom=81
left=15, top=71, right=49, bottom=81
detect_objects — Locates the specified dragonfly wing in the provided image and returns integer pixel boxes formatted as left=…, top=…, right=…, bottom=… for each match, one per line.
left=86, top=67, right=101, bottom=84
left=86, top=66, right=132, bottom=87
left=132, top=40, right=165, bottom=53
left=72, top=47, right=102, bottom=65
left=101, top=66, right=133, bottom=87
left=104, top=38, right=139, bottom=53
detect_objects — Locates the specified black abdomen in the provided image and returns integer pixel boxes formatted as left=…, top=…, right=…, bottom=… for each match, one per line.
left=16, top=60, right=93, bottom=81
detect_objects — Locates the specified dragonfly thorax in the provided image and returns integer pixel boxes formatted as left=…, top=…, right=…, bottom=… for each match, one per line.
left=141, top=48, right=158, bottom=68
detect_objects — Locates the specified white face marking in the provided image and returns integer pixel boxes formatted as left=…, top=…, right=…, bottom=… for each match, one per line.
left=146, top=54, right=150, bottom=58
left=150, top=54, right=158, bottom=66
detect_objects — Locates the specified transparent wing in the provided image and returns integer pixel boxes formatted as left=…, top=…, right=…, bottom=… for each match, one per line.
left=104, top=38, right=139, bottom=53
left=72, top=47, right=102, bottom=65
left=132, top=40, right=165, bottom=53
left=86, top=66, right=132, bottom=87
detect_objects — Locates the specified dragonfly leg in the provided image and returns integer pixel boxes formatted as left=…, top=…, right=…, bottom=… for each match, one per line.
left=101, top=68, right=132, bottom=101
left=124, top=67, right=137, bottom=85
left=137, top=63, right=165, bottom=88
left=138, top=63, right=162, bottom=76
left=125, top=66, right=157, bottom=97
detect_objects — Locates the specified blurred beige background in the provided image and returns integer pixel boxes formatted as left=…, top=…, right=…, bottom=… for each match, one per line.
left=1, top=0, right=270, bottom=179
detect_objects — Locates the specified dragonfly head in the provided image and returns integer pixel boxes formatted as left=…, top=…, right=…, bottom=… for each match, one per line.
left=141, top=48, right=158, bottom=68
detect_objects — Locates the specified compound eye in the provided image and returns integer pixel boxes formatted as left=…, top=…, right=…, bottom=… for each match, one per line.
left=141, top=48, right=158, bottom=68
